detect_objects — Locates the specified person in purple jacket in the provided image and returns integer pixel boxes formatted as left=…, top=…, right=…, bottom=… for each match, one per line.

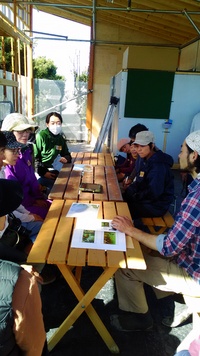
left=1, top=113, right=51, bottom=220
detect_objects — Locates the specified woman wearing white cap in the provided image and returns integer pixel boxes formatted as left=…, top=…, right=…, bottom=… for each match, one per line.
left=1, top=113, right=51, bottom=220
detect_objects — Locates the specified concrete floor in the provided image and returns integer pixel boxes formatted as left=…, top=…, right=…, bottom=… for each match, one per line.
left=41, top=150, right=192, bottom=356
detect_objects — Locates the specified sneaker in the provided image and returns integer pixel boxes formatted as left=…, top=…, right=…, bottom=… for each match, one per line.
left=110, top=311, right=153, bottom=332
left=162, top=303, right=191, bottom=327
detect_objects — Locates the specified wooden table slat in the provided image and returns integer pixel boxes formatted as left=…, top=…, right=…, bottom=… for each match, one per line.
left=27, top=198, right=146, bottom=353
left=105, top=166, right=122, bottom=201
left=49, top=153, right=121, bottom=201
left=27, top=200, right=65, bottom=263
left=104, top=153, right=114, bottom=166
left=79, top=166, right=94, bottom=200
left=116, top=201, right=131, bottom=217
left=63, top=170, right=82, bottom=200
left=97, top=153, right=105, bottom=166
left=82, top=152, right=91, bottom=165
left=47, top=205, right=74, bottom=264
left=49, top=165, right=72, bottom=200
left=67, top=248, right=87, bottom=266
left=102, top=201, right=117, bottom=220
left=93, top=166, right=108, bottom=201
left=87, top=249, right=106, bottom=266
left=126, top=242, right=147, bottom=270
left=107, top=250, right=126, bottom=267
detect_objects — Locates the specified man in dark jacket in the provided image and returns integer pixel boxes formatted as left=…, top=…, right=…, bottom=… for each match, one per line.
left=124, top=131, right=174, bottom=219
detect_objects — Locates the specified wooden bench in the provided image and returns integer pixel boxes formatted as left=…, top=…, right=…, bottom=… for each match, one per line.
left=141, top=211, right=175, bottom=235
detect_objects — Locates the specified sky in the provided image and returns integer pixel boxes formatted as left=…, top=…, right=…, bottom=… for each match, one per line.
left=32, top=9, right=91, bottom=78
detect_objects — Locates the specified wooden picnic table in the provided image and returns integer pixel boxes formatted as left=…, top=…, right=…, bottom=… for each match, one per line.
left=49, top=152, right=122, bottom=201
left=70, top=151, right=114, bottom=166
left=27, top=200, right=146, bottom=353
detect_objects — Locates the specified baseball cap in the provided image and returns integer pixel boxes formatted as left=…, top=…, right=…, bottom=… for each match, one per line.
left=0, top=179, right=23, bottom=217
left=133, top=131, right=155, bottom=146
left=2, top=131, right=24, bottom=149
left=1, top=113, right=38, bottom=132
left=185, top=130, right=200, bottom=155
left=117, top=138, right=130, bottom=151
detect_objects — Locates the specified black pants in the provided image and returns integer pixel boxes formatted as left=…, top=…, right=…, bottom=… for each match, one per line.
left=0, top=242, right=27, bottom=264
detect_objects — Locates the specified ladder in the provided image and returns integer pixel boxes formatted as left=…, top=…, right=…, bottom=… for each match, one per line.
left=93, top=96, right=119, bottom=153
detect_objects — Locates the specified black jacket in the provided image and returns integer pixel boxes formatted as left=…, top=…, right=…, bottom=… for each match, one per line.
left=124, top=150, right=174, bottom=211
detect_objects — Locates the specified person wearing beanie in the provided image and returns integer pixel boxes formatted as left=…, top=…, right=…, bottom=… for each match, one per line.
left=1, top=113, right=51, bottom=220
left=115, top=138, right=136, bottom=182
left=123, top=130, right=174, bottom=219
left=1, top=131, right=43, bottom=244
left=111, top=130, right=200, bottom=332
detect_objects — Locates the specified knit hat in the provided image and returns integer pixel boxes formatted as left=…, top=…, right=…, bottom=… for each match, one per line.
left=186, top=130, right=200, bottom=155
left=2, top=131, right=24, bottom=149
left=133, top=131, right=155, bottom=146
left=0, top=179, right=23, bottom=217
left=117, top=138, right=130, bottom=151
left=1, top=113, right=37, bottom=132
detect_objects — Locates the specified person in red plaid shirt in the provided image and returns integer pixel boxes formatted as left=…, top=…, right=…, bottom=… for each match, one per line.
left=111, top=130, right=200, bottom=332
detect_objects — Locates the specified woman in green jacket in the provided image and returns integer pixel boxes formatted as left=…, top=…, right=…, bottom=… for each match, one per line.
left=34, top=111, right=72, bottom=192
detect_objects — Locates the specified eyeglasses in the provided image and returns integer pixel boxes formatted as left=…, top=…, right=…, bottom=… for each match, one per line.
left=14, top=129, right=32, bottom=134
left=7, top=148, right=21, bottom=155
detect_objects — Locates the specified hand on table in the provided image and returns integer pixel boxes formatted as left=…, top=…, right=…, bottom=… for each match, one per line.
left=59, top=156, right=67, bottom=163
left=111, top=215, right=134, bottom=234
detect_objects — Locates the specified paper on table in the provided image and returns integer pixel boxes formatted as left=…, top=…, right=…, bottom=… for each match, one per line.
left=66, top=202, right=100, bottom=218
left=71, top=219, right=126, bottom=251
left=52, top=154, right=63, bottom=171
left=73, top=164, right=93, bottom=172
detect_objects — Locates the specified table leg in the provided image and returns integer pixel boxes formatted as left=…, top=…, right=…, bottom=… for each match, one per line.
left=47, top=264, right=119, bottom=354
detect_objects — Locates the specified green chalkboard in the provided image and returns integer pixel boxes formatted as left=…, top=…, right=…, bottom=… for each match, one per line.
left=124, top=69, right=175, bottom=119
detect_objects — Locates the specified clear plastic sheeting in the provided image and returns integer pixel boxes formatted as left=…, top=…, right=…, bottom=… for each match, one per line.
left=34, top=78, right=88, bottom=142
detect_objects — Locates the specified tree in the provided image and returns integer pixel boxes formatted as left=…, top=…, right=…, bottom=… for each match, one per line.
left=77, top=71, right=88, bottom=83
left=33, top=56, right=64, bottom=80
left=0, top=37, right=25, bottom=74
